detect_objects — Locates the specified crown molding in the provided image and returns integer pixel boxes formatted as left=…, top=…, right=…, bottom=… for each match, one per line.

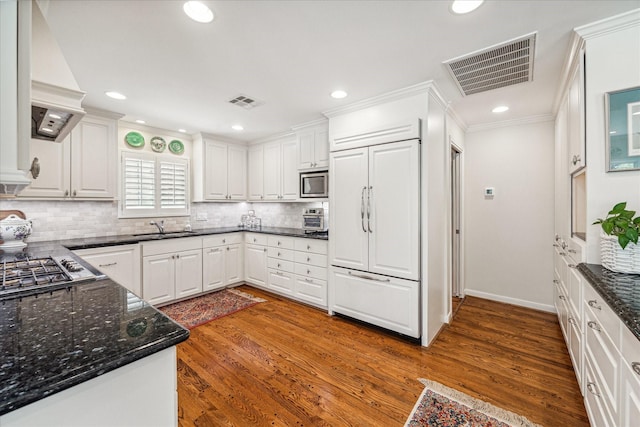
left=290, top=117, right=328, bottom=131
left=466, top=114, right=554, bottom=133
left=83, top=105, right=124, bottom=120
left=575, top=8, right=640, bottom=40
left=551, top=31, right=585, bottom=115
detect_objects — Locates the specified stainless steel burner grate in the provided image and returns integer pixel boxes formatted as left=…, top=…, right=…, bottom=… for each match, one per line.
left=1, top=257, right=70, bottom=291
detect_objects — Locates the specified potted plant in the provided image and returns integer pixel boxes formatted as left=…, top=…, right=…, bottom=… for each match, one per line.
left=593, top=202, right=640, bottom=274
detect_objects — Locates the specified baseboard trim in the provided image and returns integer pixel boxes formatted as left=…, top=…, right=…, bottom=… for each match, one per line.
left=464, top=289, right=555, bottom=313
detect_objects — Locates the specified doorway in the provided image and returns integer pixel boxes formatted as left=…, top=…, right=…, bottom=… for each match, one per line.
left=451, top=145, right=462, bottom=300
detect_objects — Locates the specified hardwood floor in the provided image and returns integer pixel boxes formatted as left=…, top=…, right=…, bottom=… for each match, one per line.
left=176, top=285, right=588, bottom=426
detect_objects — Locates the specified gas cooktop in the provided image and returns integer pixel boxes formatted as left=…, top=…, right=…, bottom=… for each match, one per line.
left=0, top=256, right=96, bottom=296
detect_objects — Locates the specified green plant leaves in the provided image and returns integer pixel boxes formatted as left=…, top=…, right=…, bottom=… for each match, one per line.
left=609, top=202, right=627, bottom=215
left=597, top=202, right=639, bottom=250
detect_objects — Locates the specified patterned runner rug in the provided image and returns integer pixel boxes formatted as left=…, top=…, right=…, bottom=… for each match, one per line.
left=405, top=379, right=541, bottom=427
left=159, top=288, right=266, bottom=329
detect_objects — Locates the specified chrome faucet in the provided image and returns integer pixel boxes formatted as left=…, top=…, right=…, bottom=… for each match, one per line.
left=150, top=220, right=165, bottom=234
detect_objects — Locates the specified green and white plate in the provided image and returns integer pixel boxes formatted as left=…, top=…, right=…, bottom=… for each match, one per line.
left=124, top=131, right=145, bottom=148
left=169, top=139, right=184, bottom=154
left=150, top=136, right=167, bottom=153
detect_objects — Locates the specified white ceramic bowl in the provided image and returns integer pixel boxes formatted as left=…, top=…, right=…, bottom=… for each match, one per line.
left=0, top=214, right=32, bottom=249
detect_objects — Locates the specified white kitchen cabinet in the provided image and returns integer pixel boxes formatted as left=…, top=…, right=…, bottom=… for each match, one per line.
left=330, top=139, right=420, bottom=281
left=248, top=144, right=265, bottom=200
left=294, top=121, right=329, bottom=170
left=202, top=233, right=244, bottom=291
left=620, top=325, right=640, bottom=427
left=245, top=243, right=268, bottom=287
left=567, top=50, right=585, bottom=174
left=19, top=112, right=120, bottom=199
left=330, top=265, right=420, bottom=338
left=142, top=237, right=202, bottom=305
left=262, top=136, right=298, bottom=200
left=73, top=244, right=141, bottom=295
left=192, top=135, right=247, bottom=201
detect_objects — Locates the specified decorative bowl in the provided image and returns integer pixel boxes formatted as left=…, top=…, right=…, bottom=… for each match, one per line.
left=0, top=214, right=32, bottom=249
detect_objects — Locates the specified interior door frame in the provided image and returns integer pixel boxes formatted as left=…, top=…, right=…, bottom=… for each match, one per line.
left=449, top=139, right=464, bottom=321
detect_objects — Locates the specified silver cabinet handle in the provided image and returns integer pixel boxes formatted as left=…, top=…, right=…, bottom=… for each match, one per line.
left=586, top=382, right=600, bottom=397
left=559, top=295, right=566, bottom=300
left=98, top=262, right=117, bottom=267
left=307, top=245, right=311, bottom=250
left=361, top=186, right=367, bottom=232
left=568, top=264, right=576, bottom=269
left=277, top=263, right=281, bottom=268
left=226, top=247, right=230, bottom=251
left=30, top=157, right=41, bottom=179
left=588, top=300, right=601, bottom=311
left=307, top=256, right=311, bottom=262
left=559, top=252, right=567, bottom=256
left=568, top=317, right=576, bottom=325
left=253, top=238, right=257, bottom=242
left=367, top=186, right=373, bottom=233
left=73, top=190, right=77, bottom=197
left=277, top=241, right=281, bottom=246
left=632, top=362, right=640, bottom=376
left=176, top=254, right=180, bottom=259
left=277, top=252, right=281, bottom=256
left=347, top=271, right=390, bottom=282
left=568, top=249, right=577, bottom=254
left=305, top=278, right=313, bottom=283
left=263, top=248, right=267, bottom=252
left=222, top=239, right=226, bottom=243
left=64, top=190, right=69, bottom=197
left=553, top=279, right=559, bottom=284
left=552, top=243, right=559, bottom=247
left=307, top=269, right=311, bottom=274
left=588, top=321, right=601, bottom=332
left=208, top=248, right=219, bottom=254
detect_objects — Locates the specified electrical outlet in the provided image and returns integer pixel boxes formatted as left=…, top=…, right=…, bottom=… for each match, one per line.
left=196, top=212, right=208, bottom=221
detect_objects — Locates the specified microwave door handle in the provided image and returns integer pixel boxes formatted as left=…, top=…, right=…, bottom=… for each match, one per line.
left=361, top=186, right=367, bottom=232
left=367, top=186, right=373, bottom=233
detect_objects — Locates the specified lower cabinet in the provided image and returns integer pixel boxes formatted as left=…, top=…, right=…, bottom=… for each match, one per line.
left=620, top=325, right=640, bottom=426
left=73, top=244, right=141, bottom=295
left=202, top=233, right=244, bottom=291
left=245, top=241, right=268, bottom=287
left=142, top=237, right=202, bottom=306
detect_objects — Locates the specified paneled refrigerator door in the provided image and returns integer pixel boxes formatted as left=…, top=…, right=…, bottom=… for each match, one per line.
left=329, top=147, right=369, bottom=271
left=368, top=140, right=420, bottom=281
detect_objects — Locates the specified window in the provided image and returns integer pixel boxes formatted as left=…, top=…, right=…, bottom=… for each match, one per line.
left=120, top=151, right=190, bottom=218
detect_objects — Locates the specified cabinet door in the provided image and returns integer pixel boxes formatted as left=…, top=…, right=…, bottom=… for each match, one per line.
left=227, top=144, right=247, bottom=200
left=248, top=145, right=264, bottom=200
left=74, top=245, right=141, bottom=296
left=263, top=142, right=281, bottom=200
left=19, top=135, right=70, bottom=198
left=314, top=127, right=329, bottom=169
left=71, top=115, right=116, bottom=198
left=175, top=249, right=203, bottom=299
left=245, top=244, right=267, bottom=287
left=329, top=147, right=369, bottom=271
left=281, top=139, right=299, bottom=199
left=143, top=254, right=175, bottom=305
left=297, top=130, right=315, bottom=169
left=368, top=140, right=420, bottom=280
left=294, top=276, right=327, bottom=307
left=203, top=246, right=225, bottom=291
left=204, top=141, right=228, bottom=200
left=225, top=244, right=243, bottom=285
left=568, top=56, right=585, bottom=173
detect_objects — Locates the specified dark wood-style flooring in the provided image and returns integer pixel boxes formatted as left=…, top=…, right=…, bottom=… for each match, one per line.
left=176, top=285, right=588, bottom=426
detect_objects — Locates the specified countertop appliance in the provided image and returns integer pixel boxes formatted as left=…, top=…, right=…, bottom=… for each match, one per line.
left=0, top=256, right=96, bottom=296
left=300, top=170, right=328, bottom=198
left=303, top=208, right=328, bottom=232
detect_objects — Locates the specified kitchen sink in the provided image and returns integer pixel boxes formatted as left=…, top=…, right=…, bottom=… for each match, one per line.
left=132, top=231, right=197, bottom=238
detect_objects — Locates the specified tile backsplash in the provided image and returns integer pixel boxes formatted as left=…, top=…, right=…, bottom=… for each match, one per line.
left=0, top=200, right=327, bottom=242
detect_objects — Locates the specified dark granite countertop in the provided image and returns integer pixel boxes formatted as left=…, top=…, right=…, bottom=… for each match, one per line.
left=0, top=278, right=189, bottom=415
left=577, top=263, right=640, bottom=341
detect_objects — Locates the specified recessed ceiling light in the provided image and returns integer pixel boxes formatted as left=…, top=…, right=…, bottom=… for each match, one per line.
left=135, top=119, right=146, bottom=124
left=331, top=90, right=348, bottom=99
left=232, top=125, right=244, bottom=131
left=48, top=113, right=62, bottom=120
left=41, top=128, right=54, bottom=133
left=178, top=129, right=187, bottom=133
left=492, top=105, right=509, bottom=113
left=183, top=1, right=214, bottom=23
left=451, top=0, right=484, bottom=14
left=105, top=91, right=126, bottom=100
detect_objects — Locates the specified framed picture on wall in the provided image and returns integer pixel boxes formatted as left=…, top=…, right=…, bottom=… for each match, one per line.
left=606, top=86, right=640, bottom=172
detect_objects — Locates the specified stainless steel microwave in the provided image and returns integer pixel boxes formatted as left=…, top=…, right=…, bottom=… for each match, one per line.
left=300, top=170, right=328, bottom=198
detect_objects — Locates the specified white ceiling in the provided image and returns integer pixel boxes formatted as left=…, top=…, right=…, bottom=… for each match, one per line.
left=39, top=0, right=639, bottom=142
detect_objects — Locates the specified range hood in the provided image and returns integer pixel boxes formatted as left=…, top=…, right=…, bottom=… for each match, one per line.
left=31, top=2, right=85, bottom=142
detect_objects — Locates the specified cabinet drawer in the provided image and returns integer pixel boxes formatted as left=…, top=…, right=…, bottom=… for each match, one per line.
left=621, top=324, right=640, bottom=369
left=584, top=283, right=620, bottom=348
left=294, top=251, right=328, bottom=268
left=267, top=257, right=294, bottom=273
left=294, top=238, right=328, bottom=255
left=584, top=353, right=616, bottom=427
left=268, top=236, right=295, bottom=250
left=568, top=315, right=583, bottom=390
left=202, top=233, right=243, bottom=248
left=294, top=263, right=327, bottom=281
left=294, top=276, right=327, bottom=307
left=267, top=247, right=295, bottom=261
left=246, top=233, right=268, bottom=246
left=268, top=269, right=294, bottom=294
left=567, top=266, right=583, bottom=328
left=142, top=237, right=202, bottom=256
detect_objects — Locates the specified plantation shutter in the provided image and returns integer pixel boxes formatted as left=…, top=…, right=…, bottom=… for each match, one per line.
left=123, top=154, right=156, bottom=210
left=160, top=160, right=188, bottom=210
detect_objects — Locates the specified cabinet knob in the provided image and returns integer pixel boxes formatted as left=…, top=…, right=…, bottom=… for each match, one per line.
left=553, top=279, right=559, bottom=284
left=227, top=247, right=230, bottom=251
left=277, top=263, right=281, bottom=268
left=307, top=257, right=310, bottom=262
left=261, top=195, right=264, bottom=199
left=30, top=157, right=41, bottom=179
left=222, top=239, right=226, bottom=243
left=263, top=248, right=267, bottom=252
left=586, top=382, right=600, bottom=397
left=277, top=241, right=281, bottom=246
left=64, top=190, right=69, bottom=197
left=307, top=245, right=310, bottom=250
left=72, top=190, right=77, bottom=197
left=307, top=269, right=310, bottom=274
left=253, top=238, right=257, bottom=242
left=176, top=254, right=180, bottom=259
left=277, top=252, right=281, bottom=256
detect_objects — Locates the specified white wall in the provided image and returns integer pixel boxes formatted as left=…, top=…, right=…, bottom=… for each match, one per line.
left=581, top=16, right=640, bottom=263
left=464, top=119, right=555, bottom=311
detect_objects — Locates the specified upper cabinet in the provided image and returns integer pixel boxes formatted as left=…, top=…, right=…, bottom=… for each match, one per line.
left=248, top=134, right=298, bottom=201
left=567, top=50, right=586, bottom=174
left=294, top=121, right=329, bottom=170
left=19, top=110, right=121, bottom=199
left=192, top=134, right=247, bottom=201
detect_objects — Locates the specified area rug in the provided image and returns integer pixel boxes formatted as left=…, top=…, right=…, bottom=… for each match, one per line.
left=405, top=379, right=541, bottom=427
left=159, top=288, right=266, bottom=329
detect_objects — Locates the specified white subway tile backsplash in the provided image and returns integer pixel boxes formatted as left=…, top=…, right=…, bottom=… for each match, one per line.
left=0, top=200, right=328, bottom=243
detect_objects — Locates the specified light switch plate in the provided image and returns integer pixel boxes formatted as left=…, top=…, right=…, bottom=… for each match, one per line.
left=484, top=187, right=495, bottom=198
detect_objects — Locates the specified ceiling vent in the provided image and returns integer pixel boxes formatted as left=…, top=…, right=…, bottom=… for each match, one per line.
left=228, top=94, right=263, bottom=109
left=443, top=32, right=537, bottom=96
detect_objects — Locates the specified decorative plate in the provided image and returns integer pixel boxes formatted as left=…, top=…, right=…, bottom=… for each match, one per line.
left=124, top=131, right=145, bottom=148
left=169, top=139, right=184, bottom=154
left=150, top=136, right=167, bottom=153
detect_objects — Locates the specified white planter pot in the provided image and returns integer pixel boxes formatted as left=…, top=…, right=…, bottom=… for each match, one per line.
left=600, top=233, right=640, bottom=275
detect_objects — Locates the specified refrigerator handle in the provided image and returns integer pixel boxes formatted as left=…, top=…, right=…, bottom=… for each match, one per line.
left=361, top=186, right=367, bottom=232
left=367, top=186, right=373, bottom=233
